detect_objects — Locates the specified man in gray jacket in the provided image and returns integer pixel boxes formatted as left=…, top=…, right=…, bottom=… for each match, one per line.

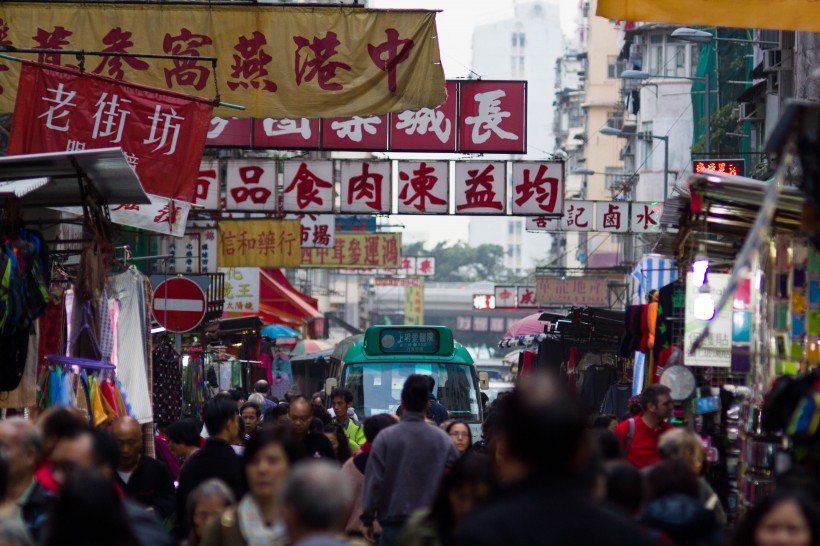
left=361, top=374, right=459, bottom=546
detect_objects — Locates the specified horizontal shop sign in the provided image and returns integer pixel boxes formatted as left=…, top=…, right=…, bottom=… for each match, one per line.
left=526, top=201, right=663, bottom=233
left=205, top=80, right=526, bottom=154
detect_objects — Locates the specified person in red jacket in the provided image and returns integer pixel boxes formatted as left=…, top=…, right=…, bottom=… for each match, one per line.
left=614, top=385, right=674, bottom=469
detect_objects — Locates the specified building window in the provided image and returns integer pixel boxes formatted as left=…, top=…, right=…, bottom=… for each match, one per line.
left=607, top=55, right=620, bottom=79
left=569, top=106, right=583, bottom=128
left=604, top=166, right=625, bottom=190
left=511, top=32, right=526, bottom=48
left=666, top=44, right=686, bottom=77
left=606, top=111, right=623, bottom=131
left=641, top=121, right=654, bottom=170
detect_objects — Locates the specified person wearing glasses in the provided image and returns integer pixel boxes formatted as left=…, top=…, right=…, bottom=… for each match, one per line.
left=446, top=421, right=473, bottom=457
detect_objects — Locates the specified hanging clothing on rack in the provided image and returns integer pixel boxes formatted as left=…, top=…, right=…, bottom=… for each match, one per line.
left=152, top=339, right=183, bottom=424
left=0, top=321, right=38, bottom=407
left=600, top=381, right=633, bottom=419
left=579, top=363, right=616, bottom=416
left=109, top=270, right=153, bottom=425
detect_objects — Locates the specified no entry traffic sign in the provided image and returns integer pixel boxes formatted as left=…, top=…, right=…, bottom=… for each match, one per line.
left=152, top=277, right=207, bottom=333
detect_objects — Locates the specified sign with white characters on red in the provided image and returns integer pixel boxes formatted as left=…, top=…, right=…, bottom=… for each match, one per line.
left=416, top=257, right=436, bottom=276
left=322, top=115, right=388, bottom=150
left=494, top=286, right=516, bottom=308
left=225, top=159, right=277, bottom=211
left=562, top=201, right=593, bottom=231
left=397, top=161, right=449, bottom=214
left=282, top=161, right=334, bottom=213
left=254, top=118, right=320, bottom=149
left=390, top=80, right=457, bottom=152
left=511, top=162, right=564, bottom=216
left=596, top=202, right=628, bottom=232
left=152, top=277, right=207, bottom=333
left=339, top=161, right=392, bottom=214
left=194, top=160, right=221, bottom=211
left=458, top=81, right=526, bottom=153
left=286, top=214, right=335, bottom=249
left=207, top=117, right=252, bottom=147
left=454, top=162, right=507, bottom=214
left=517, top=286, right=538, bottom=308
left=630, top=202, right=662, bottom=233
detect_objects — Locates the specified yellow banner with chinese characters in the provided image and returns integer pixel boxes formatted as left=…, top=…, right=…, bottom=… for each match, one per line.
left=300, top=233, right=401, bottom=268
left=597, top=0, right=820, bottom=33
left=218, top=220, right=301, bottom=268
left=404, top=277, right=424, bottom=326
left=0, top=4, right=446, bottom=118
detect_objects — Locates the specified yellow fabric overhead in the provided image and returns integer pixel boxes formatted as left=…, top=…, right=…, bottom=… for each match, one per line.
left=597, top=0, right=820, bottom=33
left=0, top=3, right=447, bottom=118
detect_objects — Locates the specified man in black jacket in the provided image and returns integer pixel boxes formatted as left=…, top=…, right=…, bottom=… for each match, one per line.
left=288, top=396, right=335, bottom=460
left=456, top=373, right=658, bottom=546
left=112, top=417, right=175, bottom=520
left=176, top=397, right=245, bottom=537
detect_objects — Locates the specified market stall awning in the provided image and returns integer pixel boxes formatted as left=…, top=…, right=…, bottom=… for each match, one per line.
left=258, top=269, right=323, bottom=333
left=0, top=148, right=150, bottom=207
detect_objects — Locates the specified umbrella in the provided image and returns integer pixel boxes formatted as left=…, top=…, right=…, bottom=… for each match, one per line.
left=502, top=313, right=548, bottom=339
left=290, top=339, right=334, bottom=356
left=261, top=324, right=301, bottom=339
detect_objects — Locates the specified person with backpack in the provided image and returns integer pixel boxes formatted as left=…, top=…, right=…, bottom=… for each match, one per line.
left=614, top=385, right=674, bottom=469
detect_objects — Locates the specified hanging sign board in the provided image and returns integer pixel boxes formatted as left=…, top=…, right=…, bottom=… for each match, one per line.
left=684, top=272, right=732, bottom=367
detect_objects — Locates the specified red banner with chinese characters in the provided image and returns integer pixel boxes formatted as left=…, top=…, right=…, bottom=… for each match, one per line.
left=8, top=61, right=212, bottom=202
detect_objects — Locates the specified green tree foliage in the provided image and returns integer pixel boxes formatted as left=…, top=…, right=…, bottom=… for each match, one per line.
left=403, top=241, right=509, bottom=282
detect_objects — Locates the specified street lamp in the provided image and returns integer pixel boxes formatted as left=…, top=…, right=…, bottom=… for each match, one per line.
left=671, top=28, right=779, bottom=47
left=621, top=69, right=711, bottom=154
left=600, top=127, right=670, bottom=201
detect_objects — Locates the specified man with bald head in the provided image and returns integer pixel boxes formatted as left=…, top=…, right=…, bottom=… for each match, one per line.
left=112, top=417, right=175, bottom=520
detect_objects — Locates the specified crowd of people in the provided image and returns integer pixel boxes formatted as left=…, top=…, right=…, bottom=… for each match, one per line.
left=0, top=375, right=815, bottom=546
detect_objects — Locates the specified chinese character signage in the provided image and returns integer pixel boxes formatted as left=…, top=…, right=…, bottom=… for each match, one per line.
left=397, top=161, right=449, bottom=214
left=494, top=286, right=516, bottom=308
left=0, top=5, right=447, bottom=119
left=596, top=202, right=628, bottom=232
left=287, top=214, right=335, bottom=249
left=322, top=115, right=388, bottom=151
left=195, top=159, right=221, bottom=210
left=219, top=267, right=260, bottom=313
left=416, top=257, right=436, bottom=276
left=399, top=257, right=417, bottom=275
left=536, top=277, right=609, bottom=307
left=300, top=233, right=401, bottom=268
left=218, top=219, right=301, bottom=267
left=282, top=160, right=334, bottom=213
left=254, top=118, right=320, bottom=149
left=511, top=161, right=564, bottom=216
left=339, top=161, right=392, bottom=214
left=562, top=201, right=593, bottom=231
left=225, top=159, right=277, bottom=211
left=200, top=228, right=218, bottom=273
left=693, top=159, right=745, bottom=177
left=105, top=195, right=191, bottom=237
left=207, top=117, right=252, bottom=147
left=517, top=286, right=537, bottom=308
left=404, top=277, right=424, bottom=325
left=454, top=162, right=507, bottom=214
left=630, top=202, right=662, bottom=233
left=374, top=277, right=421, bottom=287
left=390, top=80, right=457, bottom=152
left=684, top=272, right=732, bottom=368
left=526, top=216, right=561, bottom=231
left=8, top=62, right=213, bottom=202
left=458, top=81, right=526, bottom=153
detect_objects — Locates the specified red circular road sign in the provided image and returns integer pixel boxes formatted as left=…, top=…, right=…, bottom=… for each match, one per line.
left=152, top=277, right=207, bottom=333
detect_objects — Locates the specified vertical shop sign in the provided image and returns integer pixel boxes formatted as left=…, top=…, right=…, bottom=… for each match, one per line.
left=454, top=161, right=507, bottom=214
left=416, top=257, right=436, bottom=276
left=510, top=162, right=564, bottom=216
left=225, top=159, right=277, bottom=211
left=200, top=228, right=218, bottom=273
left=390, top=80, right=457, bottom=152
left=517, top=286, right=538, bottom=308
left=458, top=80, right=526, bottom=153
left=562, top=201, right=593, bottom=231
left=281, top=160, right=334, bottom=213
left=195, top=159, right=221, bottom=210
left=339, top=161, right=392, bottom=214
left=219, top=267, right=260, bottom=313
left=404, top=276, right=424, bottom=325
left=399, top=256, right=417, bottom=275
left=494, top=286, right=516, bottom=308
left=253, top=118, right=320, bottom=149
left=396, top=161, right=449, bottom=214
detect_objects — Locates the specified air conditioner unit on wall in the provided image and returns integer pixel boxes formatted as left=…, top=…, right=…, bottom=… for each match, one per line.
left=763, top=49, right=784, bottom=72
left=739, top=102, right=764, bottom=122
